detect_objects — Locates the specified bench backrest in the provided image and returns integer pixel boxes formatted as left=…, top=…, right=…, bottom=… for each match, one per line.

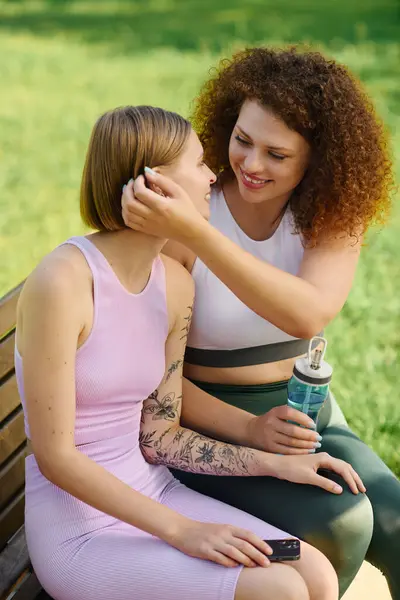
left=0, top=283, right=26, bottom=552
left=0, top=282, right=40, bottom=599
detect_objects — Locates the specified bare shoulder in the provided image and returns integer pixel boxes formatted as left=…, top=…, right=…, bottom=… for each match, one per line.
left=161, top=253, right=194, bottom=298
left=305, top=231, right=363, bottom=254
left=18, top=243, right=92, bottom=318
left=162, top=240, right=197, bottom=272
left=160, top=254, right=194, bottom=332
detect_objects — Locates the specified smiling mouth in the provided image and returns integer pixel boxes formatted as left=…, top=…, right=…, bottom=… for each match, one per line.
left=240, top=168, right=271, bottom=188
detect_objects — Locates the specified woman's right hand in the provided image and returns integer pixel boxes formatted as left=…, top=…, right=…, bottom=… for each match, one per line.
left=274, top=452, right=366, bottom=495
left=121, top=172, right=204, bottom=241
left=247, top=405, right=322, bottom=455
left=167, top=519, right=272, bottom=568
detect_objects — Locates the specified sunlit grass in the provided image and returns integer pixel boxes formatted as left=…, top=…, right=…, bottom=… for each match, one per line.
left=0, top=0, right=399, bottom=473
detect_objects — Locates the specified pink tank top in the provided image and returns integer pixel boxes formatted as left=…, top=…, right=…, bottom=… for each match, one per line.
left=15, top=236, right=169, bottom=447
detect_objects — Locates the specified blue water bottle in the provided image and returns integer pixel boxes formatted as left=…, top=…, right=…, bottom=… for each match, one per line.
left=287, top=336, right=333, bottom=425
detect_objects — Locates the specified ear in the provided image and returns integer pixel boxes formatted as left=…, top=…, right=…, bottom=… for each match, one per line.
left=145, top=166, right=165, bottom=196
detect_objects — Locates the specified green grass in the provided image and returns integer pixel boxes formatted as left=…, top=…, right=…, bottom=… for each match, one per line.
left=0, top=0, right=399, bottom=474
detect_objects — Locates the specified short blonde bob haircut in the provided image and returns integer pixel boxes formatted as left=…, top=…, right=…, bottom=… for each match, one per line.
left=80, top=105, right=191, bottom=231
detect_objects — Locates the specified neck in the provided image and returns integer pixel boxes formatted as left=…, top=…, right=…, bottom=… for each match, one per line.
left=223, top=179, right=290, bottom=241
left=89, top=229, right=167, bottom=294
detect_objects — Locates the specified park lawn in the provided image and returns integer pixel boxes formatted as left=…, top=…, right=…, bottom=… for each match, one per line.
left=0, top=0, right=399, bottom=474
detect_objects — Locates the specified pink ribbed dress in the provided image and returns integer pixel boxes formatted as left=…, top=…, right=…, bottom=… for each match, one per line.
left=15, top=236, right=290, bottom=600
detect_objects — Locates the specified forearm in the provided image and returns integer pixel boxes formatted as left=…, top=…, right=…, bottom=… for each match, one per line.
left=180, top=378, right=257, bottom=447
left=40, top=449, right=186, bottom=542
left=181, top=220, right=325, bottom=338
left=140, top=422, right=278, bottom=477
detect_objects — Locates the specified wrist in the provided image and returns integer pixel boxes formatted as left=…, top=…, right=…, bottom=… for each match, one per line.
left=245, top=415, right=266, bottom=451
left=160, top=513, right=191, bottom=545
left=177, top=215, right=210, bottom=247
left=266, top=453, right=286, bottom=479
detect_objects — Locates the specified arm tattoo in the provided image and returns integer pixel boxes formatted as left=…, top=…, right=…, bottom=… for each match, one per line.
left=142, top=390, right=181, bottom=421
left=165, top=359, right=183, bottom=382
left=139, top=301, right=262, bottom=476
left=139, top=423, right=260, bottom=476
left=180, top=304, right=193, bottom=342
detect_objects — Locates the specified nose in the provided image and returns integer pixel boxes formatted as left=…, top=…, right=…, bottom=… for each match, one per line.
left=207, top=166, right=217, bottom=185
left=243, top=149, right=264, bottom=174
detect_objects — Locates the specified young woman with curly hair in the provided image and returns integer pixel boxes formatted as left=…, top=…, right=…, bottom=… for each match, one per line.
left=121, top=47, right=398, bottom=598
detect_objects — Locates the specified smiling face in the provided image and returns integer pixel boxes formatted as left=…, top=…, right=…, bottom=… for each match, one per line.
left=228, top=99, right=311, bottom=205
left=158, top=129, right=216, bottom=219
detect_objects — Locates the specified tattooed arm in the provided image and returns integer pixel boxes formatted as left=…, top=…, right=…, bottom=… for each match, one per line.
left=139, top=259, right=279, bottom=477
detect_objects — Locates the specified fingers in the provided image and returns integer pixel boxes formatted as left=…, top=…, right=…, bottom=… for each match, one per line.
left=233, top=529, right=271, bottom=563
left=144, top=168, right=183, bottom=198
left=350, top=466, right=367, bottom=493
left=121, top=179, right=154, bottom=229
left=121, top=213, right=147, bottom=232
left=275, top=419, right=321, bottom=443
left=122, top=177, right=135, bottom=202
left=274, top=431, right=320, bottom=450
left=221, top=544, right=258, bottom=568
left=123, top=198, right=152, bottom=222
left=311, top=473, right=344, bottom=495
left=220, top=538, right=270, bottom=568
left=312, top=453, right=366, bottom=495
left=133, top=175, right=169, bottom=209
left=321, top=458, right=365, bottom=495
left=209, top=550, right=239, bottom=568
left=274, top=405, right=316, bottom=430
left=273, top=443, right=314, bottom=455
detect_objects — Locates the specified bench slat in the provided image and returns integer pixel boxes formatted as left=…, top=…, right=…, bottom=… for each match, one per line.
left=0, top=526, right=30, bottom=598
left=0, top=446, right=27, bottom=512
left=5, top=570, right=44, bottom=600
left=0, top=408, right=26, bottom=469
left=0, top=283, right=47, bottom=600
left=0, top=376, right=21, bottom=424
left=0, top=283, right=23, bottom=341
left=0, top=333, right=15, bottom=383
left=0, top=491, right=25, bottom=552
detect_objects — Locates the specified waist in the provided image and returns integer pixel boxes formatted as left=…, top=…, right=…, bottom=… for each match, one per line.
left=187, top=378, right=289, bottom=416
left=26, top=428, right=141, bottom=460
left=185, top=338, right=309, bottom=368
left=183, top=358, right=297, bottom=385
left=184, top=338, right=311, bottom=385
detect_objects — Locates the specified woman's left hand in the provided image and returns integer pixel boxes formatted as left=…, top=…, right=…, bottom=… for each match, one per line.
left=274, top=452, right=366, bottom=495
left=121, top=172, right=203, bottom=240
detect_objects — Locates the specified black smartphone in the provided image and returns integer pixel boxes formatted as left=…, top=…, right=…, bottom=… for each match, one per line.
left=266, top=538, right=301, bottom=562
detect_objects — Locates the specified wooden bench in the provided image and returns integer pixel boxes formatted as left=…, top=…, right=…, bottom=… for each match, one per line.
left=0, top=283, right=51, bottom=600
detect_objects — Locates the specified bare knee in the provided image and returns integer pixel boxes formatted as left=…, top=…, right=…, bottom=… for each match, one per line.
left=235, top=563, right=310, bottom=600
left=291, top=542, right=339, bottom=600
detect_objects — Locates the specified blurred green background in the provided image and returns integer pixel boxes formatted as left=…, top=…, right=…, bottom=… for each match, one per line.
left=0, top=0, right=399, bottom=474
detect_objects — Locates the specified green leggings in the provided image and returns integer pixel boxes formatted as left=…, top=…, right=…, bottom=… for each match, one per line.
left=171, top=380, right=400, bottom=598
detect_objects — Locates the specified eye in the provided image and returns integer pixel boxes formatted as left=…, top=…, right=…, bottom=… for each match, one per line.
left=235, top=135, right=251, bottom=146
left=269, top=151, right=286, bottom=161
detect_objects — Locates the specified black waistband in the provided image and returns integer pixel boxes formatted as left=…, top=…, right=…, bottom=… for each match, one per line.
left=184, top=338, right=309, bottom=368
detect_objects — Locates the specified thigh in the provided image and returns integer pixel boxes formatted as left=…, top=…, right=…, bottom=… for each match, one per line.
left=38, top=528, right=244, bottom=600
left=162, top=479, right=291, bottom=541
left=319, top=422, right=400, bottom=561
left=317, top=390, right=349, bottom=432
left=163, top=481, right=338, bottom=600
left=172, top=462, right=372, bottom=597
left=172, top=466, right=367, bottom=544
left=318, top=421, right=397, bottom=484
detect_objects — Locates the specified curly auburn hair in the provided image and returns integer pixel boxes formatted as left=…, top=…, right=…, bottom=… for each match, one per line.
left=191, top=47, right=394, bottom=245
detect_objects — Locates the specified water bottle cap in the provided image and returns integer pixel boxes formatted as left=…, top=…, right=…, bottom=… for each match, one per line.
left=293, top=336, right=333, bottom=386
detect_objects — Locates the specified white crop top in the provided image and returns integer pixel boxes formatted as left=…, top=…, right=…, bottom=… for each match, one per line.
left=187, top=187, right=305, bottom=351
